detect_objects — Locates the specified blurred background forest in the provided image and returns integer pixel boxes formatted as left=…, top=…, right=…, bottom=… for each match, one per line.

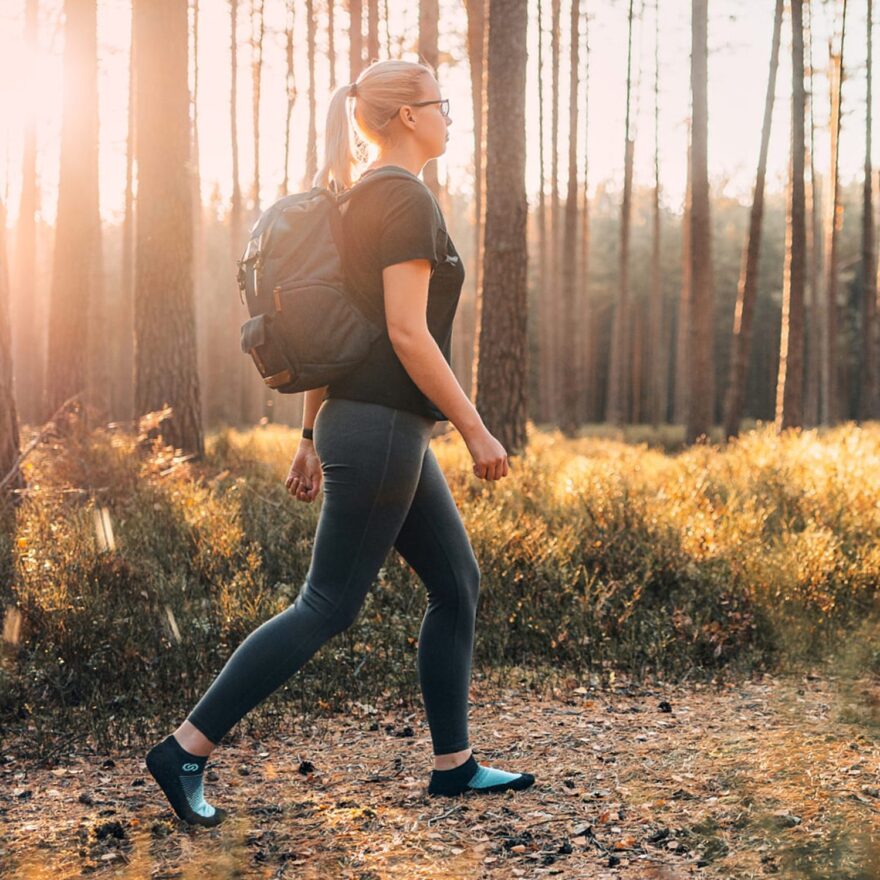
left=0, top=0, right=877, bottom=460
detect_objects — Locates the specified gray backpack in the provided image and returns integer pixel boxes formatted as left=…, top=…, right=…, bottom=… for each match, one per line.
left=236, top=167, right=415, bottom=393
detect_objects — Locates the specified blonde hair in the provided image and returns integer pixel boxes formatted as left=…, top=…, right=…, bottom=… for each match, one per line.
left=312, top=59, right=435, bottom=193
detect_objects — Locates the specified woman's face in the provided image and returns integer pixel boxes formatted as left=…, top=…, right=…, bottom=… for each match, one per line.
left=412, top=77, right=452, bottom=159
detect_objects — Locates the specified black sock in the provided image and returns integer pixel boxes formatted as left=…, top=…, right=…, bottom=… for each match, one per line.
left=145, top=734, right=227, bottom=827
left=427, top=753, right=536, bottom=797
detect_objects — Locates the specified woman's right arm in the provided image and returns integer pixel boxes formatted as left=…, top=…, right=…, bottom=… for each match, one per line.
left=383, top=259, right=509, bottom=481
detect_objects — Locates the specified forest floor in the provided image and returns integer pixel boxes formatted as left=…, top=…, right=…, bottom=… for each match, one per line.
left=3, top=670, right=880, bottom=880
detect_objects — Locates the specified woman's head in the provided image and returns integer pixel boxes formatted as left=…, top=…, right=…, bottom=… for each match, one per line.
left=313, top=59, right=452, bottom=192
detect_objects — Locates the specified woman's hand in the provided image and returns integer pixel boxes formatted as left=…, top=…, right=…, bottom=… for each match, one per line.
left=285, top=442, right=323, bottom=502
left=462, top=425, right=509, bottom=481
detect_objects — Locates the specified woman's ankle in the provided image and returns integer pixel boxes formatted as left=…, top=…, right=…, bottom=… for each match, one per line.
left=433, top=747, right=473, bottom=771
left=172, top=720, right=216, bottom=757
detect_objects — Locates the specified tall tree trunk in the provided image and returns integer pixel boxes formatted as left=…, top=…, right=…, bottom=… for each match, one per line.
left=328, top=0, right=336, bottom=89
left=367, top=0, right=379, bottom=62
left=0, top=198, right=24, bottom=501
left=606, top=0, right=635, bottom=426
left=674, top=124, right=691, bottom=425
left=303, top=0, right=318, bottom=189
left=349, top=0, right=363, bottom=80
left=281, top=0, right=297, bottom=196
left=723, top=0, right=783, bottom=439
left=119, top=0, right=136, bottom=425
left=192, top=0, right=210, bottom=429
left=533, top=0, right=549, bottom=423
left=12, top=0, right=41, bottom=427
left=686, top=0, right=713, bottom=444
left=823, top=0, right=847, bottom=425
left=548, top=0, right=561, bottom=422
left=648, top=0, right=665, bottom=426
left=419, top=0, right=440, bottom=196
left=560, top=0, right=581, bottom=434
left=46, top=0, right=101, bottom=421
left=805, top=0, right=822, bottom=426
left=245, top=0, right=267, bottom=426
left=133, top=0, right=204, bottom=456
left=775, top=0, right=807, bottom=430
left=227, top=0, right=245, bottom=426
left=250, top=0, right=264, bottom=217
left=475, top=0, right=528, bottom=453
left=465, top=0, right=487, bottom=403
left=861, top=0, right=877, bottom=420
left=579, top=5, right=592, bottom=425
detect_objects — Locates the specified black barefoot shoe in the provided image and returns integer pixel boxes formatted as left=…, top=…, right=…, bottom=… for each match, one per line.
left=427, top=753, right=536, bottom=797
left=145, top=734, right=228, bottom=827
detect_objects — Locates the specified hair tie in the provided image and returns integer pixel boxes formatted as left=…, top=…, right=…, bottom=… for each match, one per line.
left=348, top=81, right=358, bottom=98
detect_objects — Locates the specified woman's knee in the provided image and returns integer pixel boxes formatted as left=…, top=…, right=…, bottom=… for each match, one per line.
left=460, top=553, right=481, bottom=613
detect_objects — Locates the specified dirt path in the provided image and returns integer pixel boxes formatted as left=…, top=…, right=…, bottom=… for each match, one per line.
left=3, top=671, right=880, bottom=879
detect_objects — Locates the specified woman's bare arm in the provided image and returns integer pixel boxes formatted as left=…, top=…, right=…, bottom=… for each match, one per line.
left=300, top=385, right=328, bottom=447
left=382, top=259, right=484, bottom=439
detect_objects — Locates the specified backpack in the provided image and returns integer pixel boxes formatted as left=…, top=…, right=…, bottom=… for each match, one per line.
left=236, top=167, right=417, bottom=393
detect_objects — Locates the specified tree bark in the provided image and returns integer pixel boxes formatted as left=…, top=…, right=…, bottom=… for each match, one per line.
left=560, top=0, right=581, bottom=434
left=12, top=0, right=41, bottom=427
left=723, top=0, right=783, bottom=438
left=133, top=0, right=204, bottom=456
left=686, top=0, right=714, bottom=444
left=0, top=197, right=24, bottom=501
left=606, top=0, right=636, bottom=426
left=475, top=0, right=528, bottom=454
left=823, top=0, right=847, bottom=425
left=46, top=0, right=101, bottom=422
left=775, top=0, right=807, bottom=431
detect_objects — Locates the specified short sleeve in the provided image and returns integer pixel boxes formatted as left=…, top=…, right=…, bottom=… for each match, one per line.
left=377, top=181, right=443, bottom=272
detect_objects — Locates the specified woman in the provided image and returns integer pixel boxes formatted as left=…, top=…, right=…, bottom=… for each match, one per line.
left=146, top=58, right=535, bottom=827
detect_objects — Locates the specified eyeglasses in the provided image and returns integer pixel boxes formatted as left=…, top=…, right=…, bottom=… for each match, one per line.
left=405, top=98, right=451, bottom=119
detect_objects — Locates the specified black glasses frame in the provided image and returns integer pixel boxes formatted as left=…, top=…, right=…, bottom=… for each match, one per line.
left=400, top=98, right=450, bottom=119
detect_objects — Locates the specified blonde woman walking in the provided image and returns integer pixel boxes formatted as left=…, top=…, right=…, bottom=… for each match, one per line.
left=146, top=58, right=535, bottom=827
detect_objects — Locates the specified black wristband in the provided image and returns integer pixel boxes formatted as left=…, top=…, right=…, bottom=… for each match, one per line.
left=302, top=427, right=314, bottom=440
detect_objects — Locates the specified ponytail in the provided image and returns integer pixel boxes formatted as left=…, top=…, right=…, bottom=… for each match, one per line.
left=312, top=82, right=363, bottom=192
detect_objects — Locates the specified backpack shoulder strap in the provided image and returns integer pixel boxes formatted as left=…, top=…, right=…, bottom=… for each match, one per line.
left=334, top=168, right=425, bottom=206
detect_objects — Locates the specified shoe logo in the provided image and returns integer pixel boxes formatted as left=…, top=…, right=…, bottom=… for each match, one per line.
left=181, top=762, right=200, bottom=772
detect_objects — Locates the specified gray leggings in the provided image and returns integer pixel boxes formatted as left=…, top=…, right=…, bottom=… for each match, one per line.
left=186, top=397, right=481, bottom=755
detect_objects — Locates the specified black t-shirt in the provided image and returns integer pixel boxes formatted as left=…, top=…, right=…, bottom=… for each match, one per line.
left=324, top=165, right=465, bottom=421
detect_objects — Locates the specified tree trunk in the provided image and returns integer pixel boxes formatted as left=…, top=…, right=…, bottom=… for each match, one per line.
left=548, top=0, right=561, bottom=422
left=0, top=197, right=24, bottom=501
left=368, top=0, right=379, bottom=62
left=46, top=0, right=101, bottom=421
left=475, top=0, right=528, bottom=454
left=578, top=6, right=592, bottom=425
left=648, top=0, right=665, bottom=426
left=465, top=0, right=487, bottom=404
left=419, top=0, right=440, bottom=196
left=282, top=0, right=297, bottom=196
left=349, top=0, right=363, bottom=80
left=804, top=0, right=822, bottom=426
left=686, top=0, right=713, bottom=444
left=303, top=0, right=318, bottom=189
left=861, top=0, right=877, bottom=420
left=606, top=0, right=635, bottom=426
left=560, top=0, right=581, bottom=434
left=674, top=124, right=691, bottom=426
left=823, top=0, right=847, bottom=425
left=723, top=0, right=783, bottom=439
left=12, top=0, right=41, bottom=427
left=133, top=0, right=204, bottom=457
left=775, top=0, right=807, bottom=430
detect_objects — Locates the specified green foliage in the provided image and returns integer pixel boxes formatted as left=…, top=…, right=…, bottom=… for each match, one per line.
left=3, top=419, right=880, bottom=752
